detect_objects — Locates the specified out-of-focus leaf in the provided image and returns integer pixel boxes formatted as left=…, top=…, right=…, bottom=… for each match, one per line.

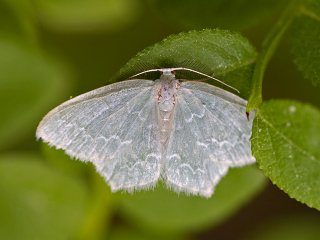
left=148, top=0, right=290, bottom=30
left=117, top=29, right=257, bottom=98
left=108, top=227, right=183, bottom=240
left=41, top=143, right=89, bottom=176
left=75, top=172, right=114, bottom=240
left=0, top=0, right=36, bottom=40
left=42, top=145, right=115, bottom=240
left=119, top=166, right=266, bottom=233
left=33, top=0, right=141, bottom=32
left=0, top=153, right=88, bottom=240
left=40, top=145, right=115, bottom=240
left=0, top=38, right=70, bottom=150
left=246, top=214, right=320, bottom=240
left=290, top=2, right=320, bottom=86
left=252, top=100, right=320, bottom=210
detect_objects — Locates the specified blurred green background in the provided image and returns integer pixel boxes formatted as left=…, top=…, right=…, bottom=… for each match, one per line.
left=0, top=0, right=319, bottom=240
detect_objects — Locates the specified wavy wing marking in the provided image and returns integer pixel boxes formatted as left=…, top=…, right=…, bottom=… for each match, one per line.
left=164, top=81, right=255, bottom=197
left=37, top=80, right=162, bottom=191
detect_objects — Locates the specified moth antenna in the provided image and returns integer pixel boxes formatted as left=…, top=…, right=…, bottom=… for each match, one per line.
left=171, top=67, right=240, bottom=94
left=129, top=69, right=164, bottom=79
left=129, top=67, right=240, bottom=94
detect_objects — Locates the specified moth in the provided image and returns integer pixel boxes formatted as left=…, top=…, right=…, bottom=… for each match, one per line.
left=36, top=68, right=255, bottom=197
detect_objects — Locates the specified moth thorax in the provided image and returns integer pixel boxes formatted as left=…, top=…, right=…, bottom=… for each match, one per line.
left=157, top=79, right=178, bottom=112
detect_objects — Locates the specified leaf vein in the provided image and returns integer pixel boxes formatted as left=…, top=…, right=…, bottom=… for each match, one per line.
left=257, top=112, right=319, bottom=163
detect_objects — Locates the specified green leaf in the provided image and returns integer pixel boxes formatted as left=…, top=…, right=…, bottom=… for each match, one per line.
left=246, top=214, right=320, bottom=240
left=0, top=153, right=89, bottom=240
left=290, top=1, right=320, bottom=86
left=148, top=0, right=291, bottom=30
left=117, top=29, right=257, bottom=98
left=0, top=38, right=70, bottom=150
left=252, top=100, right=320, bottom=210
left=33, top=0, right=142, bottom=32
left=119, top=166, right=266, bottom=233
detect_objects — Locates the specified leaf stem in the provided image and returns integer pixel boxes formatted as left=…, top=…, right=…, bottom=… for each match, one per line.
left=247, top=1, right=299, bottom=111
